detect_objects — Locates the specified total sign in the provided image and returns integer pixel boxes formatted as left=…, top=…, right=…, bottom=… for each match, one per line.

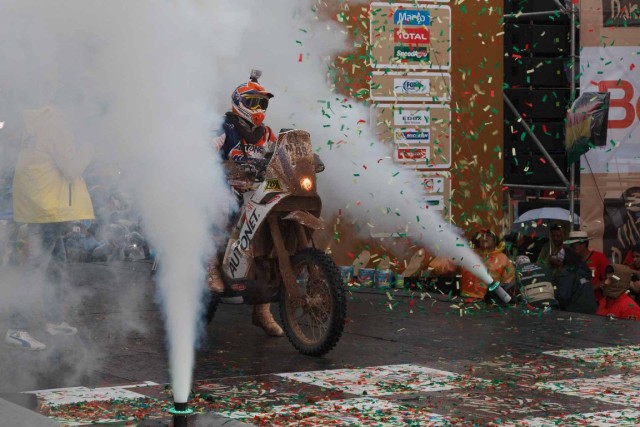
left=394, top=28, right=430, bottom=44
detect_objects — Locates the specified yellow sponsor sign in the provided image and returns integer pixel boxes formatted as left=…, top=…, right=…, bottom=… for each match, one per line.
left=265, top=179, right=282, bottom=191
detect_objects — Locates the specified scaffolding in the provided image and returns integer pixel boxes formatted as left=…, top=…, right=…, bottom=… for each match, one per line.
left=503, top=1, right=578, bottom=227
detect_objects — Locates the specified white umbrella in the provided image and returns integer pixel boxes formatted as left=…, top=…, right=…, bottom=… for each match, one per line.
left=512, top=207, right=580, bottom=238
left=515, top=207, right=581, bottom=224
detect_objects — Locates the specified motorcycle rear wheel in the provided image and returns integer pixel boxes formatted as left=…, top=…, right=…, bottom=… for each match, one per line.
left=280, top=248, right=346, bottom=356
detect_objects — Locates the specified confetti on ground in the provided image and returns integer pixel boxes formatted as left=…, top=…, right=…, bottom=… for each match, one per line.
left=535, top=374, right=640, bottom=407
left=24, top=353, right=640, bottom=426
left=277, top=364, right=488, bottom=396
left=543, top=345, right=640, bottom=370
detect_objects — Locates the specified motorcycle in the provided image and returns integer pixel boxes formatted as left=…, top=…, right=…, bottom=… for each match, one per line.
left=206, top=129, right=347, bottom=357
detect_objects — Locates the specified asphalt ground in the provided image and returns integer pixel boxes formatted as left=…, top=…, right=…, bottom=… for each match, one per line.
left=1, top=261, right=640, bottom=426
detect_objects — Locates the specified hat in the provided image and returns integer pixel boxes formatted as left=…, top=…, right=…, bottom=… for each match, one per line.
left=515, top=255, right=531, bottom=266
left=603, top=264, right=632, bottom=299
left=564, top=230, right=591, bottom=245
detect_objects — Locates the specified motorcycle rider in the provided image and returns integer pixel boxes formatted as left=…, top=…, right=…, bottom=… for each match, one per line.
left=209, top=70, right=283, bottom=337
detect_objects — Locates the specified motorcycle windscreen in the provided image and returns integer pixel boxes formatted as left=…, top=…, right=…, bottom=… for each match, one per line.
left=265, top=130, right=316, bottom=195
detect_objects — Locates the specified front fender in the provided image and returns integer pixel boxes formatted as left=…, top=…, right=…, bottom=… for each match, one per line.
left=282, top=210, right=325, bottom=230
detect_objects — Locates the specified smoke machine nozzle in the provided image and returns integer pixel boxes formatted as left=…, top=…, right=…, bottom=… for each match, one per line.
left=169, top=401, right=193, bottom=427
left=488, top=281, right=512, bottom=304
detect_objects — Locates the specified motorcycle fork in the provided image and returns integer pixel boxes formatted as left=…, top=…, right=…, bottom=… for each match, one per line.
left=268, top=215, right=301, bottom=301
left=295, top=223, right=310, bottom=249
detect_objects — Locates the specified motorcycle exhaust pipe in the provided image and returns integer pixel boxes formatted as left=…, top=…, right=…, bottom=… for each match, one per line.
left=169, top=401, right=193, bottom=427
left=488, top=281, right=512, bottom=304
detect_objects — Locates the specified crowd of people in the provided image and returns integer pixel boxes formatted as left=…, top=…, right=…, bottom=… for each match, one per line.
left=457, top=225, right=640, bottom=320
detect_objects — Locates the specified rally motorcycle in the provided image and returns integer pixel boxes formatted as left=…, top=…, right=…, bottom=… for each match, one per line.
left=207, top=129, right=346, bottom=357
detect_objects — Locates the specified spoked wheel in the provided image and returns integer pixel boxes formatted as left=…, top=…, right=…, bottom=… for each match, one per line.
left=280, top=248, right=346, bottom=356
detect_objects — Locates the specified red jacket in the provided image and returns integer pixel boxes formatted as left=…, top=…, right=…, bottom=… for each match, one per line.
left=596, top=293, right=640, bottom=320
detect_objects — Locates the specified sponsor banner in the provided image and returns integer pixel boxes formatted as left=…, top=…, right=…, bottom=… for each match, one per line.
left=394, top=78, right=430, bottom=95
left=395, top=146, right=429, bottom=162
left=393, top=9, right=430, bottom=26
left=581, top=0, right=640, bottom=46
left=394, top=128, right=430, bottom=145
left=372, top=103, right=451, bottom=168
left=424, top=195, right=445, bottom=210
left=422, top=176, right=444, bottom=193
left=603, top=0, right=640, bottom=27
left=394, top=27, right=430, bottom=44
left=394, top=109, right=429, bottom=126
left=370, top=3, right=451, bottom=70
left=370, top=71, right=450, bottom=101
left=264, top=179, right=282, bottom=191
left=417, top=171, right=450, bottom=214
left=393, top=46, right=430, bottom=62
left=579, top=7, right=640, bottom=253
left=580, top=47, right=640, bottom=174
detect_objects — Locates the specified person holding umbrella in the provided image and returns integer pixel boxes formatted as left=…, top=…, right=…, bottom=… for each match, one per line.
left=537, top=224, right=566, bottom=277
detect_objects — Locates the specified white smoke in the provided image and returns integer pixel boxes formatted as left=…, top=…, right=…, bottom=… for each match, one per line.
left=0, top=1, right=240, bottom=402
left=0, top=0, right=493, bottom=406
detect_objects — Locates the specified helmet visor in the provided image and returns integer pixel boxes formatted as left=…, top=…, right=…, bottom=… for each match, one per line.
left=240, top=95, right=269, bottom=111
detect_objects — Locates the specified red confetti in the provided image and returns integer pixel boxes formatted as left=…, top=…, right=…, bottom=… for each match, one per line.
left=298, top=53, right=303, bottom=62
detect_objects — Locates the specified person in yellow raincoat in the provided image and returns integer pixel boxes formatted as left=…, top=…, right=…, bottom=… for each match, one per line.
left=460, top=228, right=515, bottom=301
left=6, top=105, right=94, bottom=350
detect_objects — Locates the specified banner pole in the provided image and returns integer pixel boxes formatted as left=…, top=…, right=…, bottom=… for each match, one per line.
left=569, top=2, right=578, bottom=230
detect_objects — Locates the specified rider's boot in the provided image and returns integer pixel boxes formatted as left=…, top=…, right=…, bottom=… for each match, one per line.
left=252, top=303, right=284, bottom=337
left=207, top=265, right=224, bottom=293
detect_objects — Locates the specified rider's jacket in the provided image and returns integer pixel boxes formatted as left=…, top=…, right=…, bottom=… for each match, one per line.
left=213, top=112, right=275, bottom=162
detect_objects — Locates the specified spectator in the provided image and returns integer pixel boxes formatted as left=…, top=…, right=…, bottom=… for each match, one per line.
left=554, top=249, right=597, bottom=315
left=623, top=242, right=640, bottom=270
left=515, top=255, right=558, bottom=309
left=619, top=242, right=640, bottom=305
left=460, top=228, right=515, bottom=302
left=6, top=105, right=94, bottom=350
left=596, top=264, right=640, bottom=320
left=536, top=224, right=566, bottom=277
left=564, top=230, right=609, bottom=298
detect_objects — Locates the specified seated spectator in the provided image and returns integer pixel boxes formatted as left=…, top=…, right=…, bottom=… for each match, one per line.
left=460, top=228, right=515, bottom=302
left=622, top=241, right=640, bottom=268
left=515, top=255, right=558, bottom=309
left=622, top=243, right=640, bottom=304
left=554, top=249, right=597, bottom=315
left=537, top=224, right=566, bottom=278
left=596, top=264, right=640, bottom=320
left=631, top=271, right=640, bottom=305
left=564, top=230, right=609, bottom=299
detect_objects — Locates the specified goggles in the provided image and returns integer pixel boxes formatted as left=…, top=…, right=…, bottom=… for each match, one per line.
left=240, top=95, right=269, bottom=111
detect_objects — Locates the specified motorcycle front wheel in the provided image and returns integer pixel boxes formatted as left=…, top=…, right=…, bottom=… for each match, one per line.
left=280, top=247, right=347, bottom=356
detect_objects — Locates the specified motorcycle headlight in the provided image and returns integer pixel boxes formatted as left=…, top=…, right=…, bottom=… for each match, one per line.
left=300, top=177, right=313, bottom=191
